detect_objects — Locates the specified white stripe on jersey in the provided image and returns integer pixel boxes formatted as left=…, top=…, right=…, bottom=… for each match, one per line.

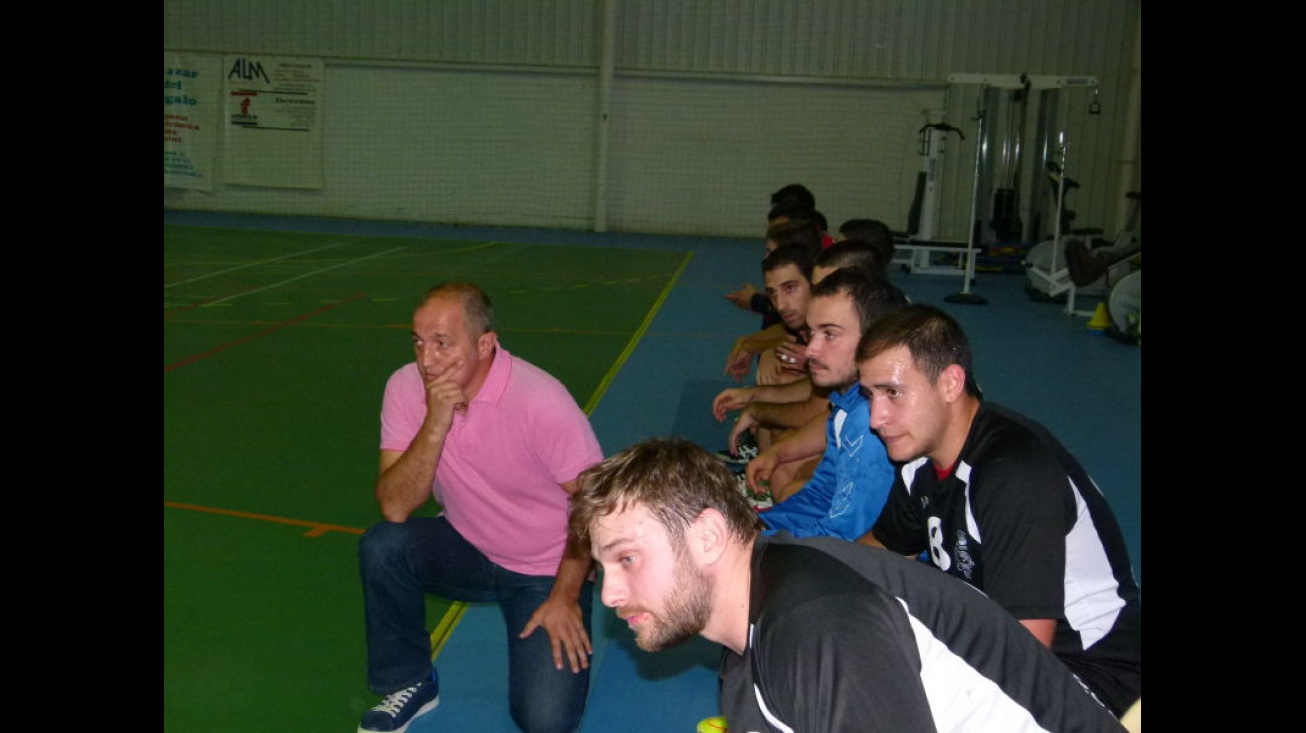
left=957, top=461, right=981, bottom=541
left=753, top=681, right=795, bottom=733
left=1062, top=476, right=1125, bottom=650
left=747, top=623, right=795, bottom=733
left=832, top=408, right=847, bottom=450
left=899, top=598, right=1054, bottom=733
left=901, top=457, right=928, bottom=495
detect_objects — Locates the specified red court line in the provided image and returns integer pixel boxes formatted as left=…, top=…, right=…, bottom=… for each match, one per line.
left=165, top=498, right=467, bottom=658
left=164, top=291, right=366, bottom=372
left=164, top=500, right=363, bottom=537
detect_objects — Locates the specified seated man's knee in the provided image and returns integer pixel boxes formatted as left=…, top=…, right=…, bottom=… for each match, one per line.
left=773, top=477, right=807, bottom=503
left=770, top=455, right=798, bottom=488
left=358, top=521, right=412, bottom=569
left=510, top=708, right=582, bottom=733
left=771, top=457, right=818, bottom=503
left=506, top=607, right=589, bottom=733
left=509, top=680, right=586, bottom=733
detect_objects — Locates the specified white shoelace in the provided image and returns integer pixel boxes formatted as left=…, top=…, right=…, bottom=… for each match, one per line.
left=370, top=683, right=421, bottom=715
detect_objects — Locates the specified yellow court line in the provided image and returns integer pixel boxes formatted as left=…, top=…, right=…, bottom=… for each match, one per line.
left=582, top=251, right=694, bottom=415
left=430, top=602, right=470, bottom=658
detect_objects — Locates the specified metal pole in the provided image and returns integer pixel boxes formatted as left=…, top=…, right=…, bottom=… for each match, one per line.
left=1050, top=133, right=1082, bottom=314
left=945, top=89, right=988, bottom=305
left=1051, top=132, right=1066, bottom=274
left=592, top=0, right=617, bottom=232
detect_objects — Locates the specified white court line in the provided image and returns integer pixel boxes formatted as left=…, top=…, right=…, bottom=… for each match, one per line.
left=199, top=246, right=407, bottom=307
left=164, top=242, right=351, bottom=289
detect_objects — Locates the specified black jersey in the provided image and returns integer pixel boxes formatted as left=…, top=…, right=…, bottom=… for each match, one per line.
left=871, top=402, right=1141, bottom=715
left=718, top=533, right=1125, bottom=732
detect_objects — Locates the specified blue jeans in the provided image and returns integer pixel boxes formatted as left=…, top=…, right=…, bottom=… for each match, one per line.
left=359, top=516, right=592, bottom=733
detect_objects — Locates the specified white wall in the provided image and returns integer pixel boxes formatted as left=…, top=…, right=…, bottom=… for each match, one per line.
left=164, top=0, right=1141, bottom=240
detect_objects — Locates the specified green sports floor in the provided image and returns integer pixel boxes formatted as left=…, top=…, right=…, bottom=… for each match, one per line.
left=163, top=211, right=1141, bottom=732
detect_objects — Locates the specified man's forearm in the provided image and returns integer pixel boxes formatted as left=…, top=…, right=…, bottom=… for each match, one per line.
left=770, top=412, right=829, bottom=464
left=749, top=397, right=828, bottom=431
left=752, top=378, right=813, bottom=405
left=549, top=535, right=594, bottom=601
left=375, top=426, right=448, bottom=521
left=737, top=323, right=791, bottom=354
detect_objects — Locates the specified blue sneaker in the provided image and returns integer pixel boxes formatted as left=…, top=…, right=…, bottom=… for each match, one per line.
left=358, top=670, right=440, bottom=733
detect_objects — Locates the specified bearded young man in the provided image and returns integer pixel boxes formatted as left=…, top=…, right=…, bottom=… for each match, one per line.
left=570, top=437, right=1127, bottom=733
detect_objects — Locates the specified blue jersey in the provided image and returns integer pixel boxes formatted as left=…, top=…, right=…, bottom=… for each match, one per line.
left=761, top=383, right=894, bottom=541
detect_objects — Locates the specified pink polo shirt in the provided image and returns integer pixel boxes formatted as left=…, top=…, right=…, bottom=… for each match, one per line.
left=379, top=346, right=603, bottom=576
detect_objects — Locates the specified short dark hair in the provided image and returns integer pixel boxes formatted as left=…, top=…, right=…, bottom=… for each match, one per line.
left=770, top=183, right=816, bottom=209
left=810, top=267, right=907, bottom=334
left=767, top=201, right=817, bottom=224
left=816, top=238, right=889, bottom=277
left=421, top=281, right=495, bottom=335
left=856, top=304, right=982, bottom=398
left=762, top=243, right=815, bottom=282
left=838, top=219, right=895, bottom=266
left=765, top=218, right=822, bottom=255
left=810, top=209, right=828, bottom=233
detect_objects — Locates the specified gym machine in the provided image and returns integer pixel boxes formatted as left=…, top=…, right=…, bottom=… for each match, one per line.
left=943, top=74, right=1103, bottom=313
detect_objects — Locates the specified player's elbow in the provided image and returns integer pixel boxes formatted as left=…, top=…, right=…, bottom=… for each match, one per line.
left=374, top=485, right=418, bottom=524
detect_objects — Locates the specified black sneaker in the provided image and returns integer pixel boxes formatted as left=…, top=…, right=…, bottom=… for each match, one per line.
left=358, top=670, right=441, bottom=733
left=715, top=432, right=760, bottom=468
left=733, top=472, right=773, bottom=511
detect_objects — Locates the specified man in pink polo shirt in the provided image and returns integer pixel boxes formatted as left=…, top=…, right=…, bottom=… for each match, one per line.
left=357, top=282, right=603, bottom=733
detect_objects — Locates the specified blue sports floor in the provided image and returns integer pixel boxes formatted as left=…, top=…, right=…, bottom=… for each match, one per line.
left=164, top=210, right=1140, bottom=733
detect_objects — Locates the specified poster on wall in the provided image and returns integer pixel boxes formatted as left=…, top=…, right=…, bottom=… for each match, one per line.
left=164, top=52, right=221, bottom=192
left=222, top=56, right=324, bottom=189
